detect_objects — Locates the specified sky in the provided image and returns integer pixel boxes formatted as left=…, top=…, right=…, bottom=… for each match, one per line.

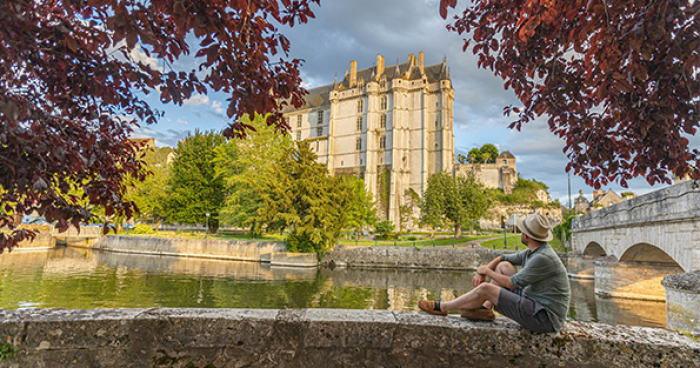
left=129, top=0, right=699, bottom=206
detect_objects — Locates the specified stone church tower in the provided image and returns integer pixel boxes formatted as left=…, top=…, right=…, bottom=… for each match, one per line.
left=283, top=52, right=455, bottom=227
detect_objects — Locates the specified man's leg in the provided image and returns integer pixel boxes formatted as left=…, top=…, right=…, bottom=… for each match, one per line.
left=438, top=283, right=501, bottom=312
left=482, top=261, right=516, bottom=309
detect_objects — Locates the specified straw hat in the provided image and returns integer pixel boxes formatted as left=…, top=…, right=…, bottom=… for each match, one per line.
left=516, top=213, right=553, bottom=242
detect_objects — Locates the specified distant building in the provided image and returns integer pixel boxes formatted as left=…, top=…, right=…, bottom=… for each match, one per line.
left=282, top=52, right=454, bottom=225
left=574, top=188, right=623, bottom=213
left=128, top=138, right=155, bottom=152
left=454, top=151, right=518, bottom=194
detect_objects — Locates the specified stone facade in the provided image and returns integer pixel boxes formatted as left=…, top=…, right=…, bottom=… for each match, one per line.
left=574, top=188, right=624, bottom=213
left=454, top=151, right=517, bottom=194
left=0, top=308, right=698, bottom=368
left=283, top=52, right=455, bottom=226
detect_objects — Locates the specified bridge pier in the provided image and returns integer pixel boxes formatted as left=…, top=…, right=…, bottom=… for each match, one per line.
left=594, top=258, right=683, bottom=301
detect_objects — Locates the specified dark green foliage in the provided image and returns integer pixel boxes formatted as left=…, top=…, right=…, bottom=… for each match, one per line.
left=420, top=171, right=491, bottom=237
left=132, top=224, right=155, bottom=235
left=465, top=144, right=499, bottom=164
left=127, top=146, right=172, bottom=225
left=254, top=141, right=351, bottom=254
left=374, top=220, right=395, bottom=238
left=343, top=176, right=379, bottom=234
left=164, top=130, right=226, bottom=233
left=494, top=177, right=554, bottom=206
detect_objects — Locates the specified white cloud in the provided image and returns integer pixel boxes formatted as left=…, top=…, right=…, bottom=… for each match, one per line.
left=176, top=118, right=189, bottom=125
left=183, top=94, right=210, bottom=107
left=211, top=101, right=224, bottom=114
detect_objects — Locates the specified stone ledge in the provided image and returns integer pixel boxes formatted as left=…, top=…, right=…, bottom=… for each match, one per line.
left=0, top=308, right=697, bottom=368
left=662, top=270, right=700, bottom=292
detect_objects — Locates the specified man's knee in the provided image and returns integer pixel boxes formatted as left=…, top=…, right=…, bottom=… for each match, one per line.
left=496, top=261, right=516, bottom=276
left=475, top=283, right=500, bottom=299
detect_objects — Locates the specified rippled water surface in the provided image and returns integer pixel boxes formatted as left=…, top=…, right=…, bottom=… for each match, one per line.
left=0, top=247, right=666, bottom=328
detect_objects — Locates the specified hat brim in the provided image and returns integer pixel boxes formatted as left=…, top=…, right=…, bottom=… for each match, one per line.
left=516, top=217, right=553, bottom=242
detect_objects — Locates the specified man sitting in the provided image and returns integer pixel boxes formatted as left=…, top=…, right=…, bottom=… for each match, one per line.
left=418, top=213, right=571, bottom=333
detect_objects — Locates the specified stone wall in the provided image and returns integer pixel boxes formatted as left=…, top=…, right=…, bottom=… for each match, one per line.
left=15, top=233, right=55, bottom=250
left=663, top=271, right=700, bottom=335
left=76, top=235, right=286, bottom=262
left=0, top=308, right=697, bottom=368
left=323, top=245, right=517, bottom=270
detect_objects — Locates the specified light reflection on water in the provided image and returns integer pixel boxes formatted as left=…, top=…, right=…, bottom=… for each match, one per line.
left=0, top=247, right=665, bottom=328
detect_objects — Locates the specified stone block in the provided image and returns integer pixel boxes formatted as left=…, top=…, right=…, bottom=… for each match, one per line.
left=270, top=252, right=318, bottom=268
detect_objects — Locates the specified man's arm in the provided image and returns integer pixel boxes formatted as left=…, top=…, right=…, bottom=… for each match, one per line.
left=478, top=264, right=514, bottom=289
left=473, top=256, right=504, bottom=287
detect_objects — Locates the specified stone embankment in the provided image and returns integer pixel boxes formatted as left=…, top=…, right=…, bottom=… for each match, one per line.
left=323, top=245, right=517, bottom=270
left=663, top=270, right=700, bottom=335
left=0, top=308, right=697, bottom=368
left=75, top=235, right=286, bottom=263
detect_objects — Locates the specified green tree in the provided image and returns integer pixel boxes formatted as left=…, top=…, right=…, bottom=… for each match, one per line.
left=254, top=141, right=351, bottom=254
left=126, top=147, right=173, bottom=229
left=374, top=220, right=395, bottom=238
left=480, top=144, right=499, bottom=164
left=420, top=172, right=491, bottom=237
left=343, top=176, right=379, bottom=236
left=467, top=148, right=482, bottom=164
left=165, top=130, right=226, bottom=233
left=215, top=115, right=293, bottom=236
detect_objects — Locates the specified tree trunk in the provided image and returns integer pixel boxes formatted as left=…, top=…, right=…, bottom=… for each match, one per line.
left=454, top=223, right=462, bottom=238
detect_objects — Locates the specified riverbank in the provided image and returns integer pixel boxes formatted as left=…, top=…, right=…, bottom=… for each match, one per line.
left=0, top=308, right=696, bottom=368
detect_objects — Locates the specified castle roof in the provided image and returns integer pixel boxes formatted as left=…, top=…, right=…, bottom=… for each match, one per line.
left=282, top=57, right=449, bottom=113
left=498, top=151, right=515, bottom=159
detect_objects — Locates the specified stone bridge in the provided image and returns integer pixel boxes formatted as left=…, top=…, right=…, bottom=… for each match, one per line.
left=570, top=180, right=699, bottom=302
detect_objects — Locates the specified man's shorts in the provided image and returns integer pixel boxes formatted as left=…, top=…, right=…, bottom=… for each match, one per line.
left=493, top=288, right=555, bottom=333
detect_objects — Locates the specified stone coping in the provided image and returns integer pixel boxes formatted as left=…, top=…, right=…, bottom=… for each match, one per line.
left=662, top=270, right=700, bottom=292
left=0, top=308, right=697, bottom=368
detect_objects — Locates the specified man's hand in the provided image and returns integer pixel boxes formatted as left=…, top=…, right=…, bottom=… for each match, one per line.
left=472, top=273, right=486, bottom=287
left=477, top=265, right=491, bottom=276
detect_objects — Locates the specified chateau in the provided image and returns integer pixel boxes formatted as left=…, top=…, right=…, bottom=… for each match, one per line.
left=283, top=52, right=519, bottom=228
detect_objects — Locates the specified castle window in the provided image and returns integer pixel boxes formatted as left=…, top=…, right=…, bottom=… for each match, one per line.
left=379, top=135, right=386, bottom=149
left=380, top=114, right=386, bottom=128
left=380, top=80, right=386, bottom=89
left=357, top=100, right=363, bottom=113
left=356, top=116, right=362, bottom=131
left=317, top=111, right=323, bottom=125
left=435, top=120, right=439, bottom=128
left=380, top=96, right=387, bottom=110
left=503, top=160, right=507, bottom=165
left=297, top=115, right=302, bottom=128
left=296, top=131, right=301, bottom=141
left=356, top=138, right=362, bottom=151
left=317, top=127, right=323, bottom=136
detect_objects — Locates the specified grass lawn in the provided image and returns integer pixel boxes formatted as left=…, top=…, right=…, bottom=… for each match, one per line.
left=337, top=234, right=498, bottom=247
left=120, top=230, right=286, bottom=243
left=481, top=234, right=568, bottom=253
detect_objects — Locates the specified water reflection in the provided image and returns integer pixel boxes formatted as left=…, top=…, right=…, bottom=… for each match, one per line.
left=0, top=248, right=665, bottom=328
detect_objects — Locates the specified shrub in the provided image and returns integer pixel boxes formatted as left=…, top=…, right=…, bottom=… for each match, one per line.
left=406, top=236, right=418, bottom=241
left=132, top=224, right=155, bottom=234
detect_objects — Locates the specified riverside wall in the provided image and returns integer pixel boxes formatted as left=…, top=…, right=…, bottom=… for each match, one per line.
left=0, top=308, right=697, bottom=368
left=74, top=235, right=286, bottom=263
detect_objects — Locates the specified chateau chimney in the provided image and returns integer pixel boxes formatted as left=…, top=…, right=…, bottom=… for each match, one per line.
left=350, top=60, right=357, bottom=87
left=376, top=54, right=385, bottom=78
left=408, top=53, right=416, bottom=67
left=419, top=52, right=424, bottom=73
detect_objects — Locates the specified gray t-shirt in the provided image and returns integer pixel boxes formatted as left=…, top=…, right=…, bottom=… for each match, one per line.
left=501, top=243, right=571, bottom=331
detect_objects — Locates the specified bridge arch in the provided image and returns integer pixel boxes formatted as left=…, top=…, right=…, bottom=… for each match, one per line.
left=619, top=243, right=683, bottom=270
left=583, top=242, right=607, bottom=257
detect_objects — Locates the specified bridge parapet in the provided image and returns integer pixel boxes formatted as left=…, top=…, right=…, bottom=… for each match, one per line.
left=573, top=180, right=700, bottom=232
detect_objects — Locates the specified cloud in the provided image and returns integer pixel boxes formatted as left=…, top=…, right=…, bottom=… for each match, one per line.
left=183, top=94, right=210, bottom=107
left=176, top=118, right=189, bottom=125
left=211, top=101, right=224, bottom=114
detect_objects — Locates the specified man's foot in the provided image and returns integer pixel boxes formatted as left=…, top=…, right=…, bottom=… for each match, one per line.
left=418, top=300, right=448, bottom=316
left=460, top=307, right=495, bottom=321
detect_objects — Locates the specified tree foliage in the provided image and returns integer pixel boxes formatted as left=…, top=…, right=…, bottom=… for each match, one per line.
left=126, top=147, right=172, bottom=226
left=215, top=114, right=293, bottom=236
left=420, top=172, right=491, bottom=237
left=165, top=130, right=226, bottom=233
left=0, top=0, right=318, bottom=250
left=464, top=144, right=499, bottom=164
left=254, top=141, right=351, bottom=254
left=441, top=0, right=700, bottom=187
left=343, top=176, right=379, bottom=234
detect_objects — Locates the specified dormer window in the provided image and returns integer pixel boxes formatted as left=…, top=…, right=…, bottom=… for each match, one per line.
left=357, top=100, right=363, bottom=113
left=317, top=111, right=323, bottom=125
